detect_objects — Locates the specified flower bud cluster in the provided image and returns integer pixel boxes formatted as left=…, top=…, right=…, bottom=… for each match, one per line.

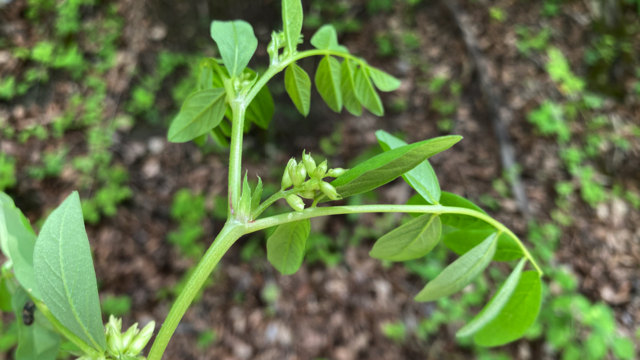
left=281, top=151, right=347, bottom=212
left=101, top=315, right=155, bottom=359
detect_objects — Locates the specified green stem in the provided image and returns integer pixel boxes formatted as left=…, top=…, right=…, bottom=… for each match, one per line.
left=228, top=101, right=246, bottom=219
left=147, top=222, right=245, bottom=360
left=246, top=204, right=543, bottom=275
left=251, top=190, right=287, bottom=219
left=34, top=300, right=102, bottom=358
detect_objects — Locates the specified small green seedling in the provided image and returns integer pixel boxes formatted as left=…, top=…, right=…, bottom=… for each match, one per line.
left=0, top=1, right=543, bottom=359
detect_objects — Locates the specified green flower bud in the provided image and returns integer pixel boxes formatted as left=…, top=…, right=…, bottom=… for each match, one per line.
left=106, top=324, right=123, bottom=356
left=291, top=162, right=307, bottom=187
left=127, top=321, right=155, bottom=356
left=106, top=315, right=122, bottom=333
left=313, top=160, right=328, bottom=179
left=122, top=323, right=141, bottom=351
left=282, top=158, right=296, bottom=189
left=298, top=190, right=316, bottom=199
left=320, top=181, right=340, bottom=200
left=302, top=150, right=316, bottom=174
left=285, top=194, right=305, bottom=212
left=327, top=168, right=347, bottom=177
left=303, top=179, right=319, bottom=191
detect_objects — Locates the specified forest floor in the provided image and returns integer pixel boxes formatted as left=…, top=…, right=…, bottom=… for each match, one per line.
left=1, top=0, right=640, bottom=359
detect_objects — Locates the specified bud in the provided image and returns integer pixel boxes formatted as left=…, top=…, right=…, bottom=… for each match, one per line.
left=122, top=323, right=141, bottom=351
left=327, top=168, right=347, bottom=177
left=298, top=190, right=316, bottom=199
left=320, top=181, right=341, bottom=200
left=313, top=160, right=328, bottom=179
left=282, top=158, right=295, bottom=189
left=267, top=31, right=280, bottom=65
left=302, top=151, right=316, bottom=174
left=291, top=162, right=307, bottom=187
left=127, top=321, right=155, bottom=356
left=285, top=194, right=305, bottom=212
left=303, top=179, right=319, bottom=191
left=106, top=323, right=123, bottom=356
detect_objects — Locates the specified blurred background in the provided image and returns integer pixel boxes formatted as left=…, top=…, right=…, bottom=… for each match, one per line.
left=1, top=0, right=640, bottom=359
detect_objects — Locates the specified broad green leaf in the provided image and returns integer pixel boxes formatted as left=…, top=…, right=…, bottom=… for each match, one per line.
left=285, top=63, right=311, bottom=117
left=415, top=233, right=498, bottom=302
left=315, top=56, right=342, bottom=112
left=329, top=135, right=461, bottom=199
left=251, top=176, right=263, bottom=213
left=473, top=271, right=542, bottom=346
left=0, top=194, right=40, bottom=299
left=12, top=288, right=61, bottom=360
left=310, top=25, right=349, bottom=53
left=612, top=337, right=636, bottom=360
left=376, top=130, right=441, bottom=204
left=282, top=0, right=303, bottom=54
left=340, top=59, right=362, bottom=116
left=168, top=88, right=227, bottom=143
left=34, top=192, right=106, bottom=351
left=439, top=191, right=493, bottom=230
left=443, top=229, right=523, bottom=261
left=267, top=219, right=310, bottom=275
left=368, top=66, right=401, bottom=92
left=210, top=21, right=258, bottom=77
left=354, top=65, right=384, bottom=116
left=369, top=214, right=441, bottom=261
left=246, top=83, right=274, bottom=129
left=457, top=258, right=526, bottom=338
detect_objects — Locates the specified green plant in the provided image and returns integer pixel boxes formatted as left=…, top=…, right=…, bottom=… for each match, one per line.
left=489, top=7, right=507, bottom=23
left=101, top=295, right=133, bottom=317
left=0, top=154, right=17, bottom=191
left=167, top=189, right=207, bottom=259
left=0, top=2, right=543, bottom=359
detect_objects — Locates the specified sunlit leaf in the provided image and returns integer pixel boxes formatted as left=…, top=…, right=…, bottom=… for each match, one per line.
left=168, top=88, right=227, bottom=143
left=285, top=63, right=311, bottom=117
left=310, top=25, right=349, bottom=53
left=368, top=66, right=401, bottom=92
left=210, top=21, right=258, bottom=77
left=340, top=59, right=362, bottom=116
left=315, top=56, right=342, bottom=112
left=354, top=65, right=383, bottom=116
left=282, top=0, right=303, bottom=54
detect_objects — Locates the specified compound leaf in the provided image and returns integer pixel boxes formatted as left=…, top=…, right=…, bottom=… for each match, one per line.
left=415, top=232, right=498, bottom=302
left=282, top=0, right=303, bottom=54
left=315, top=56, right=342, bottom=112
left=267, top=219, right=310, bottom=275
left=457, top=258, right=526, bottom=338
left=34, top=192, right=106, bottom=352
left=340, top=59, right=362, bottom=116
left=310, top=25, right=349, bottom=53
left=354, top=65, right=384, bottom=116
left=330, top=135, right=462, bottom=199
left=285, top=63, right=311, bottom=117
left=168, top=88, right=227, bottom=143
left=370, top=214, right=441, bottom=261
left=473, top=271, right=542, bottom=347
left=443, top=229, right=523, bottom=261
left=376, top=130, right=441, bottom=204
left=368, top=66, right=401, bottom=92
left=210, top=20, right=257, bottom=77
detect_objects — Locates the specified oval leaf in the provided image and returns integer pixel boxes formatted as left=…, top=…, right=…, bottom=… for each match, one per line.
left=473, top=271, right=542, bottom=347
left=340, top=59, right=362, bottom=116
left=34, top=192, right=106, bottom=351
left=354, top=65, right=384, bottom=116
left=330, top=135, right=462, bottom=199
left=282, top=0, right=303, bottom=54
left=168, top=88, right=227, bottom=143
left=210, top=20, right=258, bottom=77
left=368, top=66, right=401, bottom=92
left=443, top=229, right=523, bottom=261
left=456, top=258, right=527, bottom=338
left=267, top=219, right=310, bottom=275
left=376, top=130, right=441, bottom=204
left=12, top=288, right=61, bottom=360
left=439, top=191, right=493, bottom=230
left=370, top=214, right=441, bottom=261
left=414, top=232, right=498, bottom=302
left=285, top=63, right=311, bottom=117
left=0, top=193, right=40, bottom=299
left=310, top=25, right=349, bottom=53
left=315, top=56, right=343, bottom=112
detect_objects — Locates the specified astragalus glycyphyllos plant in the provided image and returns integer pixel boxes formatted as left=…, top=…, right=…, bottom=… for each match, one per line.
left=0, top=1, right=543, bottom=359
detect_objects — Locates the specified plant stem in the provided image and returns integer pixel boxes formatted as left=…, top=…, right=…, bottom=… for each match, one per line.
left=228, top=101, right=246, bottom=219
left=147, top=222, right=245, bottom=360
left=246, top=204, right=543, bottom=275
left=251, top=190, right=286, bottom=219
